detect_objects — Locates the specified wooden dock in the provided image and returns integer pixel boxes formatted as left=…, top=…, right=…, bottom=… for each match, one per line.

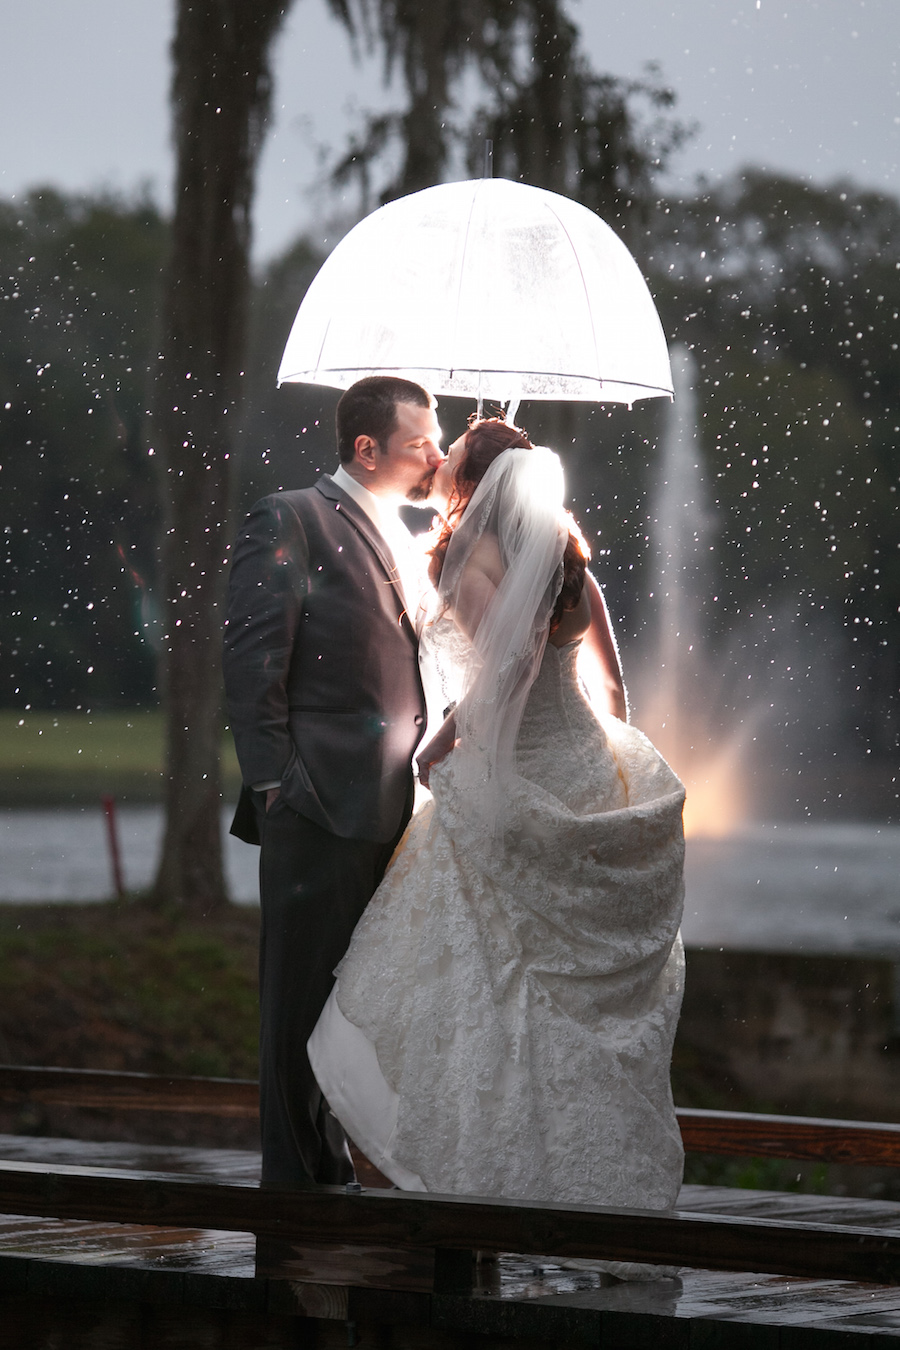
left=3, top=1067, right=900, bottom=1346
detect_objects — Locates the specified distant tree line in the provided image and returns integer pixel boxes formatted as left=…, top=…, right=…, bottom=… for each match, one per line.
left=0, top=189, right=165, bottom=712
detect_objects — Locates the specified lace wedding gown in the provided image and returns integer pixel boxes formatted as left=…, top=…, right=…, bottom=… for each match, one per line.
left=309, top=634, right=686, bottom=1223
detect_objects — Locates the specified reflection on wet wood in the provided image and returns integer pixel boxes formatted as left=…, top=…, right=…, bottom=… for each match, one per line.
left=256, top=1237, right=435, bottom=1292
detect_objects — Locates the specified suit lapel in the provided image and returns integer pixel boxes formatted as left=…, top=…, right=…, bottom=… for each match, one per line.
left=315, top=476, right=417, bottom=640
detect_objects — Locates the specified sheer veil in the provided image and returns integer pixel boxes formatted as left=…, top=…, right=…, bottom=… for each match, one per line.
left=424, top=445, right=568, bottom=848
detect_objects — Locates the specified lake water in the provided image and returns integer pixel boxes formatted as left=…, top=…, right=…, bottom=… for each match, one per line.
left=1, top=807, right=898, bottom=956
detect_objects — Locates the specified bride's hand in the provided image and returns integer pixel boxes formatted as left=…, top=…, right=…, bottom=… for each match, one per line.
left=416, top=712, right=458, bottom=789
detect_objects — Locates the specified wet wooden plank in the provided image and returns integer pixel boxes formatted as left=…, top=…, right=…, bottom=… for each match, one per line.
left=663, top=1270, right=900, bottom=1326
left=678, top=1107, right=900, bottom=1168
left=0, top=1132, right=391, bottom=1193
left=796, top=1311, right=900, bottom=1338
left=0, top=1132, right=261, bottom=1182
left=2, top=1159, right=900, bottom=1284
left=679, top=1184, right=900, bottom=1230
left=0, top=1212, right=255, bottom=1273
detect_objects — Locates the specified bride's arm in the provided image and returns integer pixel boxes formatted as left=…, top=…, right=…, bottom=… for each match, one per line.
left=416, top=709, right=457, bottom=789
left=448, top=536, right=503, bottom=642
left=578, top=572, right=628, bottom=721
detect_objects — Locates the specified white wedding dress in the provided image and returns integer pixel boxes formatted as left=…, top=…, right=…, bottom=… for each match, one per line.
left=309, top=631, right=686, bottom=1229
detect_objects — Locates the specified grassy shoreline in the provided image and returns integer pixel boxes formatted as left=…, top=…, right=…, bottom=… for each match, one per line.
left=0, top=900, right=259, bottom=1081
left=0, top=710, right=242, bottom=805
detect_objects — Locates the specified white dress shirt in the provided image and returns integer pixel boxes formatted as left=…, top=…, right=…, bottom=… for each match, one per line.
left=332, top=464, right=425, bottom=620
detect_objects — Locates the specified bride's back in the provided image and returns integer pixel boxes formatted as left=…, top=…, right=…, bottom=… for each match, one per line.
left=547, top=582, right=590, bottom=648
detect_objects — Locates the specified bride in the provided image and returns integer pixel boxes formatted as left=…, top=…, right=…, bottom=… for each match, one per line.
left=309, top=417, right=686, bottom=1234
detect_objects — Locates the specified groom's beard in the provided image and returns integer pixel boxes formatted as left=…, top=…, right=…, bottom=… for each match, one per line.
left=405, top=471, right=436, bottom=503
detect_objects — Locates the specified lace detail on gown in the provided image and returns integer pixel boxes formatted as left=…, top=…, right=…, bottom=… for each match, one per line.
left=311, top=639, right=686, bottom=1239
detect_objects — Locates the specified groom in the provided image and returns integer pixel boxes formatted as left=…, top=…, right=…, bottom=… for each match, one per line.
left=223, top=375, right=442, bottom=1189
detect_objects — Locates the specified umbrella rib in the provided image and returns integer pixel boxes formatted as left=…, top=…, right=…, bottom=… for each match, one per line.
left=450, top=183, right=483, bottom=378
left=314, top=316, right=333, bottom=378
left=543, top=202, right=602, bottom=384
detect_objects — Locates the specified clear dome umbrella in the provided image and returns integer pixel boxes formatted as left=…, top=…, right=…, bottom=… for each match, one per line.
left=277, top=177, right=673, bottom=413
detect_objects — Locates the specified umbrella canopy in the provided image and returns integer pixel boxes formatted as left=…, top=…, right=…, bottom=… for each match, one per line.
left=278, top=177, right=672, bottom=407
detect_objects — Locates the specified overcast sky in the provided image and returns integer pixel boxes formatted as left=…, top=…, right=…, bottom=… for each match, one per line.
left=1, top=0, right=897, bottom=262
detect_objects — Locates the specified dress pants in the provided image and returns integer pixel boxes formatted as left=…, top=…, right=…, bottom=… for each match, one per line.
left=254, top=788, right=412, bottom=1189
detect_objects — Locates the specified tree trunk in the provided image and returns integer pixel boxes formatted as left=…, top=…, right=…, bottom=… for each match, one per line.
left=151, top=0, right=289, bottom=911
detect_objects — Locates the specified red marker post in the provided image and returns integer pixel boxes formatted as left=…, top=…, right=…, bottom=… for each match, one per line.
left=101, top=795, right=126, bottom=901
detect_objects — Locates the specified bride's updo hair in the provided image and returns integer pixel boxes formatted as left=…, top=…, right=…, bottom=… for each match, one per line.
left=428, top=416, right=588, bottom=632
left=446, top=416, right=534, bottom=514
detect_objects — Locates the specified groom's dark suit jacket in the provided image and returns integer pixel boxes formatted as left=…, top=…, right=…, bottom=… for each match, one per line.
left=223, top=474, right=427, bottom=843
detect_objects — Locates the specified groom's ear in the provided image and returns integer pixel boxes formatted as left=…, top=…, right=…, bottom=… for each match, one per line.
left=354, top=434, right=380, bottom=473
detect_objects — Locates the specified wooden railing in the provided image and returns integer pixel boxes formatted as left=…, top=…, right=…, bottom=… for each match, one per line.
left=2, top=1157, right=900, bottom=1285
left=0, top=1064, right=258, bottom=1118
left=2, top=1065, right=900, bottom=1286
left=677, top=1105, right=900, bottom=1169
left=2, top=1064, right=899, bottom=1168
